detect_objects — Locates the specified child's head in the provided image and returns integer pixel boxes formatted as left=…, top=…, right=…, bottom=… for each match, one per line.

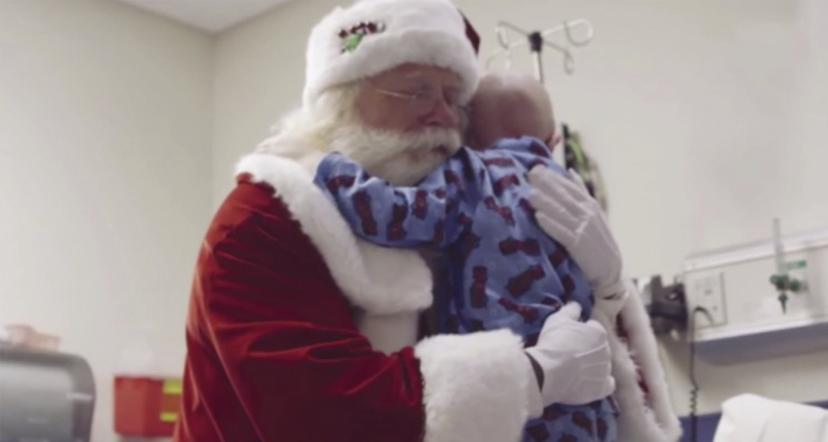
left=466, top=73, right=555, bottom=150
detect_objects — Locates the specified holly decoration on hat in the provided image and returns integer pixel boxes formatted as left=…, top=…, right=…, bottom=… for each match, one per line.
left=342, top=33, right=364, bottom=53
left=338, top=21, right=386, bottom=53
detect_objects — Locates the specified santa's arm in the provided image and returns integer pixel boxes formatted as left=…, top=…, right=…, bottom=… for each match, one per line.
left=202, top=231, right=535, bottom=442
left=313, top=152, right=472, bottom=248
left=197, top=193, right=534, bottom=442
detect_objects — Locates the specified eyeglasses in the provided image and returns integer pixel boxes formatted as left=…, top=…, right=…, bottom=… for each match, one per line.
left=372, top=86, right=468, bottom=116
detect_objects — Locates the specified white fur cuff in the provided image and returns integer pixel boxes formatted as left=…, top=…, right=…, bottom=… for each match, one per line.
left=415, top=329, right=531, bottom=442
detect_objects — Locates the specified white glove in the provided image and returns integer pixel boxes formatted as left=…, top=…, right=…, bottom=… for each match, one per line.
left=525, top=303, right=615, bottom=406
left=527, top=166, right=625, bottom=299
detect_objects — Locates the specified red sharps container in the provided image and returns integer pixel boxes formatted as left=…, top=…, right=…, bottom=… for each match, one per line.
left=114, top=375, right=182, bottom=437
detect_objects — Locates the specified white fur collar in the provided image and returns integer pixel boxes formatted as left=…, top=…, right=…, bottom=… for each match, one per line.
left=235, top=152, right=433, bottom=315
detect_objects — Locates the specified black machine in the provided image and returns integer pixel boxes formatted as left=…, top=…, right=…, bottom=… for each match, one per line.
left=641, top=275, right=688, bottom=335
left=0, top=346, right=95, bottom=442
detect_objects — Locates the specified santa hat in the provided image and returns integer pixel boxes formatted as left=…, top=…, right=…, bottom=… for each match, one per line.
left=303, top=0, right=480, bottom=107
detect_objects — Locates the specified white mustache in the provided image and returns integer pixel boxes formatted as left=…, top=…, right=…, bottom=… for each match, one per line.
left=329, top=124, right=462, bottom=185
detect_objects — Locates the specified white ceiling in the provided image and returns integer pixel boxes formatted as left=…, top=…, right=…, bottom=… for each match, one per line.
left=116, top=0, right=293, bottom=33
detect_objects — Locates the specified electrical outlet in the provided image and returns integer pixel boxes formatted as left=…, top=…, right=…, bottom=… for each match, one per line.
left=689, top=273, right=727, bottom=327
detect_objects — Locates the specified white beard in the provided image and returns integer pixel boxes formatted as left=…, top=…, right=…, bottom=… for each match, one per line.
left=328, top=123, right=462, bottom=185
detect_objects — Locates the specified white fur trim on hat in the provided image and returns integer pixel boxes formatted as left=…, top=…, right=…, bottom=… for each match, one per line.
left=304, top=0, right=479, bottom=106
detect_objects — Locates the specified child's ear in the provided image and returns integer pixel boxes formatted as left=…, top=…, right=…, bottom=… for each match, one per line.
left=547, top=133, right=562, bottom=152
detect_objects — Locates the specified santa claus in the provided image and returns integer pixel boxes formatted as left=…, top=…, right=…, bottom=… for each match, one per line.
left=174, top=0, right=681, bottom=441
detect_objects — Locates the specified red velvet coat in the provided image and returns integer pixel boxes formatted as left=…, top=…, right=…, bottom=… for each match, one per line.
left=174, top=153, right=534, bottom=442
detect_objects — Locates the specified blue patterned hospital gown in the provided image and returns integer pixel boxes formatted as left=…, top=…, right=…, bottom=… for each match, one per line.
left=314, top=136, right=619, bottom=442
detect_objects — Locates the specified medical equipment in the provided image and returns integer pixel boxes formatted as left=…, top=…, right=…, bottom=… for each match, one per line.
left=681, top=221, right=828, bottom=364
left=640, top=275, right=688, bottom=335
left=0, top=345, right=95, bottom=442
left=641, top=221, right=828, bottom=440
left=485, top=19, right=610, bottom=213
left=485, top=19, right=595, bottom=80
left=114, top=375, right=182, bottom=437
left=112, top=324, right=182, bottom=437
left=643, top=220, right=827, bottom=362
left=769, top=218, right=806, bottom=313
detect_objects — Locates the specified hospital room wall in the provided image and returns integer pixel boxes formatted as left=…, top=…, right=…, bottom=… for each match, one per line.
left=212, top=0, right=828, bottom=418
left=458, top=0, right=828, bottom=419
left=0, top=1, right=213, bottom=440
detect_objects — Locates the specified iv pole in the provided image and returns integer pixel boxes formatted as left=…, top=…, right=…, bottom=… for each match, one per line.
left=486, top=18, right=606, bottom=207
left=487, top=19, right=595, bottom=83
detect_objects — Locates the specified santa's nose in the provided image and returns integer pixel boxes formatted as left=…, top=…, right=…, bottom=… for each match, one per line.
left=423, top=98, right=460, bottom=129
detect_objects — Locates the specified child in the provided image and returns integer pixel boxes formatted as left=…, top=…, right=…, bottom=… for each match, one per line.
left=315, top=73, right=618, bottom=442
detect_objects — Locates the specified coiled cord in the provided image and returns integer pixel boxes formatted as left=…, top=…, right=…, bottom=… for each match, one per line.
left=689, top=307, right=713, bottom=442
